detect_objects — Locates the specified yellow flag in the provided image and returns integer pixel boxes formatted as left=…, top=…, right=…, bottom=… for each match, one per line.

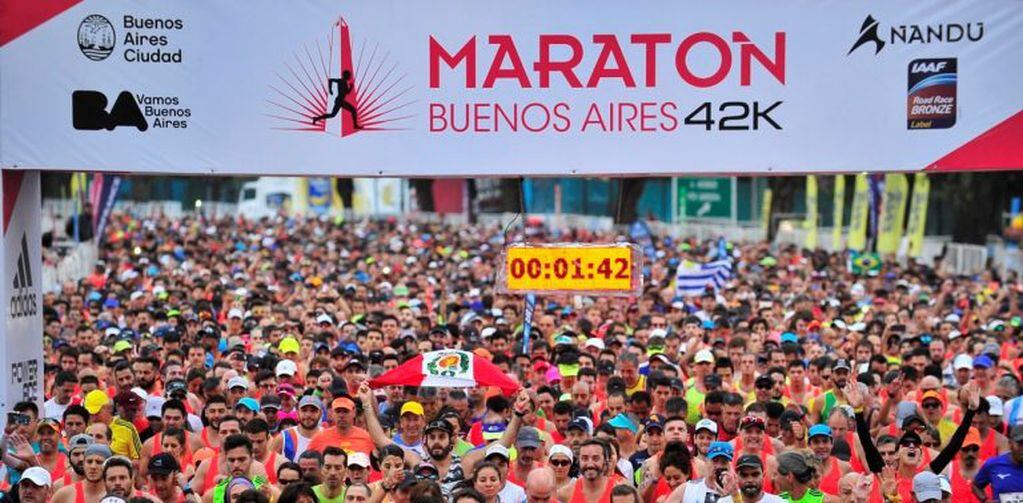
left=331, top=178, right=346, bottom=223
left=847, top=174, right=870, bottom=251
left=906, top=173, right=930, bottom=258
left=877, top=173, right=909, bottom=255
left=761, top=188, right=772, bottom=233
left=805, top=176, right=818, bottom=249
left=832, top=175, right=845, bottom=250
left=69, top=173, right=86, bottom=212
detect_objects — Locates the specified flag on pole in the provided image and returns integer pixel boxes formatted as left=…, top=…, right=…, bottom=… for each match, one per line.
left=877, top=173, right=909, bottom=255
left=804, top=175, right=818, bottom=249
left=521, top=293, right=536, bottom=353
left=675, top=259, right=732, bottom=297
left=906, top=173, right=930, bottom=258
left=847, top=174, right=870, bottom=251
left=89, top=174, right=122, bottom=243
left=832, top=175, right=846, bottom=250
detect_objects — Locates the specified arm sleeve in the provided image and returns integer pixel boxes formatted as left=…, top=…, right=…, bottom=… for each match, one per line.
left=929, top=408, right=975, bottom=473
left=856, top=410, right=885, bottom=473
left=973, top=459, right=991, bottom=488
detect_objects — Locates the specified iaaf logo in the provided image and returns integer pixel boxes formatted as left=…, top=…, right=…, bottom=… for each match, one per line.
left=10, top=233, right=39, bottom=319
left=848, top=14, right=984, bottom=56
left=267, top=17, right=413, bottom=137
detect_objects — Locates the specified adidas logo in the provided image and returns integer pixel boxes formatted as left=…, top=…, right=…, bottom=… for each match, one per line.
left=10, top=233, right=38, bottom=319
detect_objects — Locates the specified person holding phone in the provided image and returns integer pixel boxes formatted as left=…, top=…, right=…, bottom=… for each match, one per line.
left=2, top=401, right=41, bottom=487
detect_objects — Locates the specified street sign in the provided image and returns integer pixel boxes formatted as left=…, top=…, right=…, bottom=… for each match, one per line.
left=498, top=243, right=643, bottom=296
left=677, top=178, right=735, bottom=220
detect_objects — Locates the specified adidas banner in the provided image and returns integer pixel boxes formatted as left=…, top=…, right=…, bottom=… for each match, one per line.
left=0, top=171, right=43, bottom=423
left=1, top=1, right=1022, bottom=176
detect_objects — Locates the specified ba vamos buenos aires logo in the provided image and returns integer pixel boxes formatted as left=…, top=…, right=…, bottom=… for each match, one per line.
left=266, top=17, right=414, bottom=137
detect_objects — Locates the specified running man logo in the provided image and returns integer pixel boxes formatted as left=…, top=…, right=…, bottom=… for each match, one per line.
left=267, top=16, right=413, bottom=137
left=72, top=90, right=148, bottom=131
left=848, top=15, right=885, bottom=55
left=10, top=233, right=39, bottom=319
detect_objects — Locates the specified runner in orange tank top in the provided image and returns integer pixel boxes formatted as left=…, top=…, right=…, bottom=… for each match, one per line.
left=806, top=424, right=851, bottom=496
left=557, top=440, right=616, bottom=503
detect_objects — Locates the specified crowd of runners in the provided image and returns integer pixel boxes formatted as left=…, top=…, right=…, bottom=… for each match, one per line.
left=7, top=211, right=1023, bottom=502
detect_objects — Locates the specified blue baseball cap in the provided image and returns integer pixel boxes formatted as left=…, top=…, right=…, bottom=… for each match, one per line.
left=707, top=441, right=734, bottom=461
left=808, top=424, right=832, bottom=439
left=607, top=413, right=638, bottom=434
left=973, top=355, right=994, bottom=369
left=780, top=332, right=799, bottom=344
left=235, top=397, right=259, bottom=413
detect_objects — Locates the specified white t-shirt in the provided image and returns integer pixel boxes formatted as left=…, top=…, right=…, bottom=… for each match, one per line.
left=43, top=397, right=70, bottom=421
left=680, top=479, right=723, bottom=503
left=498, top=480, right=527, bottom=503
left=719, top=493, right=786, bottom=503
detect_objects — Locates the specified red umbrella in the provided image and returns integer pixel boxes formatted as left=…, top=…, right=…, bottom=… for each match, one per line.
left=368, top=350, right=520, bottom=396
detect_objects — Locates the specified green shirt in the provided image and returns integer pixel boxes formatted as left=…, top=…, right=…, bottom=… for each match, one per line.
left=313, top=484, right=346, bottom=503
left=780, top=488, right=825, bottom=503
left=684, top=381, right=706, bottom=425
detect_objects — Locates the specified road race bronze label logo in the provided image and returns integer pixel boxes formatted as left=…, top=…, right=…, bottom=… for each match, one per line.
left=267, top=17, right=413, bottom=137
left=907, top=58, right=956, bottom=130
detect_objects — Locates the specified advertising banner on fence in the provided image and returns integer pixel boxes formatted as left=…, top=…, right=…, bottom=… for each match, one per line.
left=0, top=171, right=43, bottom=425
left=1, top=1, right=1022, bottom=176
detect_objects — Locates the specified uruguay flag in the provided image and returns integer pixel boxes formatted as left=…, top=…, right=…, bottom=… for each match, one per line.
left=675, top=259, right=732, bottom=297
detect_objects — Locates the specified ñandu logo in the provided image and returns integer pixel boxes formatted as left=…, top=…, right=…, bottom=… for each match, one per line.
left=425, top=351, right=471, bottom=378
left=267, top=17, right=413, bottom=137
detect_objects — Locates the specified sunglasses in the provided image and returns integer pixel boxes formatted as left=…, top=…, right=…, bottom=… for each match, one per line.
left=921, top=401, right=942, bottom=410
left=549, top=459, right=572, bottom=467
left=961, top=445, right=980, bottom=454
left=899, top=441, right=920, bottom=449
left=278, top=478, right=301, bottom=485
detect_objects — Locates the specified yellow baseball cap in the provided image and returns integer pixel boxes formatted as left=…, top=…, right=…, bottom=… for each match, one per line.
left=112, top=340, right=132, bottom=353
left=400, top=401, right=424, bottom=416
left=278, top=337, right=300, bottom=354
left=83, top=390, right=110, bottom=415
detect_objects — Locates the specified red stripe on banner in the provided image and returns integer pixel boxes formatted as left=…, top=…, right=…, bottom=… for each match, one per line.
left=0, top=0, right=82, bottom=47
left=2, top=170, right=25, bottom=235
left=925, top=110, right=1023, bottom=172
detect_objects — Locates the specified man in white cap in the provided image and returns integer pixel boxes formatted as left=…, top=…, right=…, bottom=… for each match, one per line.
left=947, top=354, right=972, bottom=389
left=346, top=452, right=371, bottom=484
left=975, top=397, right=1008, bottom=458
left=18, top=466, right=52, bottom=503
left=912, top=471, right=942, bottom=503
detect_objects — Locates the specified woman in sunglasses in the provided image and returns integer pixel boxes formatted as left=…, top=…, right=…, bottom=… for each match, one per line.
left=546, top=445, right=575, bottom=493
left=846, top=380, right=980, bottom=503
